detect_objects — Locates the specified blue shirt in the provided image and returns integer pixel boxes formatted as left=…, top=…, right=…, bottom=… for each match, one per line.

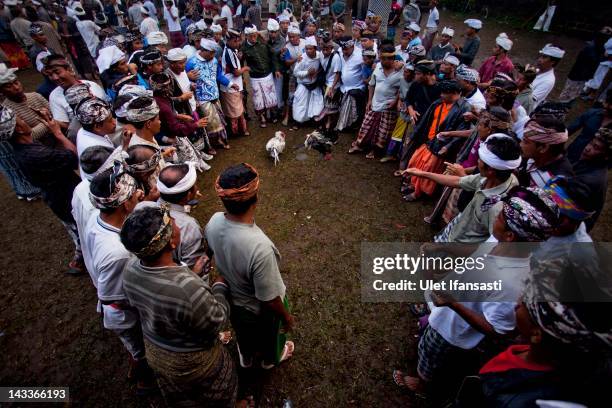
left=361, top=64, right=374, bottom=81
left=185, top=54, right=230, bottom=102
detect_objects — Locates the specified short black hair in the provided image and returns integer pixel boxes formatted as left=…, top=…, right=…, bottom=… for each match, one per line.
left=80, top=145, right=114, bottom=175
left=120, top=206, right=167, bottom=261
left=159, top=164, right=191, bottom=203
left=380, top=39, right=394, bottom=48
left=89, top=167, right=116, bottom=213
left=126, top=144, right=157, bottom=167
left=218, top=164, right=258, bottom=215
left=532, top=115, right=567, bottom=153
left=516, top=64, right=537, bottom=83
left=484, top=134, right=521, bottom=181
left=113, top=94, right=133, bottom=124
left=380, top=44, right=395, bottom=54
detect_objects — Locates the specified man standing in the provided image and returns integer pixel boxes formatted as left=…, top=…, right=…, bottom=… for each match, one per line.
left=333, top=36, right=365, bottom=132
left=0, top=69, right=52, bottom=141
left=455, top=19, right=481, bottom=66
left=241, top=25, right=281, bottom=128
left=7, top=107, right=85, bottom=275
left=244, top=0, right=262, bottom=30
left=292, top=37, right=323, bottom=124
left=139, top=6, right=158, bottom=37
left=45, top=55, right=108, bottom=129
left=532, top=44, right=565, bottom=108
left=9, top=4, right=32, bottom=49
left=206, top=163, right=295, bottom=369
left=75, top=98, right=117, bottom=179
left=220, top=0, right=233, bottom=30
left=423, top=0, right=439, bottom=52
left=128, top=0, right=145, bottom=26
left=163, top=0, right=183, bottom=48
left=87, top=166, right=155, bottom=393
left=478, top=33, right=514, bottom=86
left=429, top=27, right=455, bottom=63
left=27, top=23, right=66, bottom=70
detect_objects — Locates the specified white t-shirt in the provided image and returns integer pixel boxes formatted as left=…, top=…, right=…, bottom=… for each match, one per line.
left=532, top=68, right=555, bottom=108
left=140, top=16, right=158, bottom=37
left=427, top=247, right=531, bottom=349
left=76, top=19, right=101, bottom=57
left=221, top=5, right=233, bottom=29
left=144, top=0, right=158, bottom=20
left=426, top=6, right=439, bottom=29
left=163, top=5, right=181, bottom=32
left=71, top=180, right=99, bottom=287
left=466, top=87, right=486, bottom=113
left=89, top=216, right=138, bottom=330
left=49, top=80, right=108, bottom=124
left=76, top=128, right=115, bottom=179
left=339, top=48, right=364, bottom=93
left=320, top=52, right=341, bottom=88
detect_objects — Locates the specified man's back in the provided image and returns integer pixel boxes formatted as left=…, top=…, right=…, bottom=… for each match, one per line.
left=204, top=212, right=285, bottom=315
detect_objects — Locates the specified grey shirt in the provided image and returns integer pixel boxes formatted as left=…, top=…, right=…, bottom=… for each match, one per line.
left=458, top=36, right=480, bottom=66
left=160, top=199, right=205, bottom=270
left=369, top=63, right=402, bottom=112
left=204, top=212, right=286, bottom=315
left=447, top=174, right=518, bottom=243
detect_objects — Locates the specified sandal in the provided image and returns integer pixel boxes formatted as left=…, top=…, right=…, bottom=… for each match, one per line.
left=392, top=370, right=427, bottom=396
left=402, top=193, right=419, bottom=202
left=393, top=169, right=404, bottom=177
left=365, top=152, right=375, bottom=159
left=261, top=340, right=294, bottom=369
left=260, top=122, right=267, bottom=128
left=348, top=146, right=363, bottom=154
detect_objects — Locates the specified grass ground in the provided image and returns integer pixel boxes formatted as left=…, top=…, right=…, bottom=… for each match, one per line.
left=1, top=11, right=611, bottom=407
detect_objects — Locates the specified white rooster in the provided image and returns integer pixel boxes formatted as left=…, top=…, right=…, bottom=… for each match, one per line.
left=265, top=131, right=286, bottom=165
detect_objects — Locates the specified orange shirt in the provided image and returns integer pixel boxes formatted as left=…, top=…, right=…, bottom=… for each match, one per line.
left=427, top=102, right=452, bottom=140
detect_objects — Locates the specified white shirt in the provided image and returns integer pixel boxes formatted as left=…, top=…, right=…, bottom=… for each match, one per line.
left=320, top=52, right=341, bottom=88
left=221, top=4, right=233, bottom=29
left=89, top=216, right=138, bottom=330
left=144, top=0, right=158, bottom=20
left=140, top=16, right=158, bottom=37
left=76, top=19, right=101, bottom=57
left=466, top=87, right=486, bottom=113
left=76, top=128, right=115, bottom=179
left=49, top=80, right=108, bottom=124
left=169, top=69, right=197, bottom=111
left=163, top=5, right=181, bottom=32
left=339, top=48, right=364, bottom=93
left=427, top=247, right=531, bottom=349
left=532, top=68, right=555, bottom=108
left=128, top=2, right=144, bottom=26
left=71, top=180, right=99, bottom=287
left=426, top=6, right=439, bottom=29
left=220, top=47, right=244, bottom=92
left=395, top=44, right=409, bottom=63
left=182, top=44, right=197, bottom=59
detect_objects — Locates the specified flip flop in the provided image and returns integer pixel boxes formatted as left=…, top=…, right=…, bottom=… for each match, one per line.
left=261, top=340, right=295, bottom=369
left=393, top=170, right=404, bottom=177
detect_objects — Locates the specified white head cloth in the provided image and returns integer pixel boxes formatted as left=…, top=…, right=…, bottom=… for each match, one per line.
left=146, top=31, right=168, bottom=45
left=496, top=33, right=513, bottom=51
left=157, top=162, right=197, bottom=194
left=200, top=38, right=218, bottom=51
left=166, top=47, right=187, bottom=61
left=304, top=36, right=317, bottom=48
left=96, top=45, right=125, bottom=74
left=408, top=22, right=421, bottom=33
left=540, top=43, right=565, bottom=59
left=478, top=133, right=522, bottom=170
left=441, top=27, right=454, bottom=37
left=464, top=18, right=482, bottom=30
left=443, top=53, right=460, bottom=66
left=287, top=24, right=300, bottom=35
left=244, top=25, right=257, bottom=35
left=210, top=24, right=222, bottom=33
left=267, top=18, right=280, bottom=31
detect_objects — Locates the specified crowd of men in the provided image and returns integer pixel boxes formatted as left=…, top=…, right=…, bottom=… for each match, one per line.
left=0, top=0, right=611, bottom=406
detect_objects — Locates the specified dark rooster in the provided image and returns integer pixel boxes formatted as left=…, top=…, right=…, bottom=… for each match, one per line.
left=304, top=130, right=333, bottom=160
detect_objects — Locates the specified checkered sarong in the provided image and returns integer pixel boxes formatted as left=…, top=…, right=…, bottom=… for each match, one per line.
left=355, top=109, right=398, bottom=150
left=417, top=325, right=458, bottom=381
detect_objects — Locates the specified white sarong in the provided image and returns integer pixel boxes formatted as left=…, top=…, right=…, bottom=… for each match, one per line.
left=292, top=83, right=324, bottom=123
left=250, top=73, right=278, bottom=111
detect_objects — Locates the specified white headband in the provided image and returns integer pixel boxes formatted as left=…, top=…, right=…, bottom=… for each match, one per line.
left=157, top=162, right=197, bottom=194
left=478, top=133, right=522, bottom=170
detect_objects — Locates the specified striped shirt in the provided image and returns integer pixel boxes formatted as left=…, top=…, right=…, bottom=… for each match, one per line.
left=122, top=260, right=230, bottom=352
left=3, top=93, right=51, bottom=141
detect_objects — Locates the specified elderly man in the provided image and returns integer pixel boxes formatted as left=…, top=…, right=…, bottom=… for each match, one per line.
left=75, top=97, right=117, bottom=179
left=241, top=25, right=281, bottom=128
left=532, top=44, right=565, bottom=108
left=6, top=106, right=84, bottom=274
left=87, top=166, right=154, bottom=394
left=27, top=23, right=66, bottom=71
left=332, top=36, right=365, bottom=132
left=205, top=163, right=295, bottom=369
left=478, top=33, right=515, bottom=86
left=0, top=67, right=52, bottom=141
left=165, top=48, right=197, bottom=115
left=292, top=37, right=323, bottom=125
left=44, top=54, right=108, bottom=129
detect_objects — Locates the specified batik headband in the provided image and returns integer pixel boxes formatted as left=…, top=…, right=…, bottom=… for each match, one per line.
left=126, top=148, right=161, bottom=173
left=486, top=85, right=518, bottom=99
left=89, top=162, right=139, bottom=209
left=215, top=163, right=260, bottom=202
left=126, top=98, right=160, bottom=122
left=523, top=120, right=568, bottom=145
left=502, top=188, right=558, bottom=242
left=76, top=98, right=112, bottom=125
left=479, top=110, right=511, bottom=130
left=478, top=134, right=522, bottom=170
left=543, top=177, right=595, bottom=221
left=132, top=205, right=174, bottom=258
left=64, top=83, right=92, bottom=107
left=338, top=39, right=355, bottom=48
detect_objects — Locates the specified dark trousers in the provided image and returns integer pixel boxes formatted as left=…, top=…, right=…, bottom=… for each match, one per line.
left=230, top=305, right=279, bottom=364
